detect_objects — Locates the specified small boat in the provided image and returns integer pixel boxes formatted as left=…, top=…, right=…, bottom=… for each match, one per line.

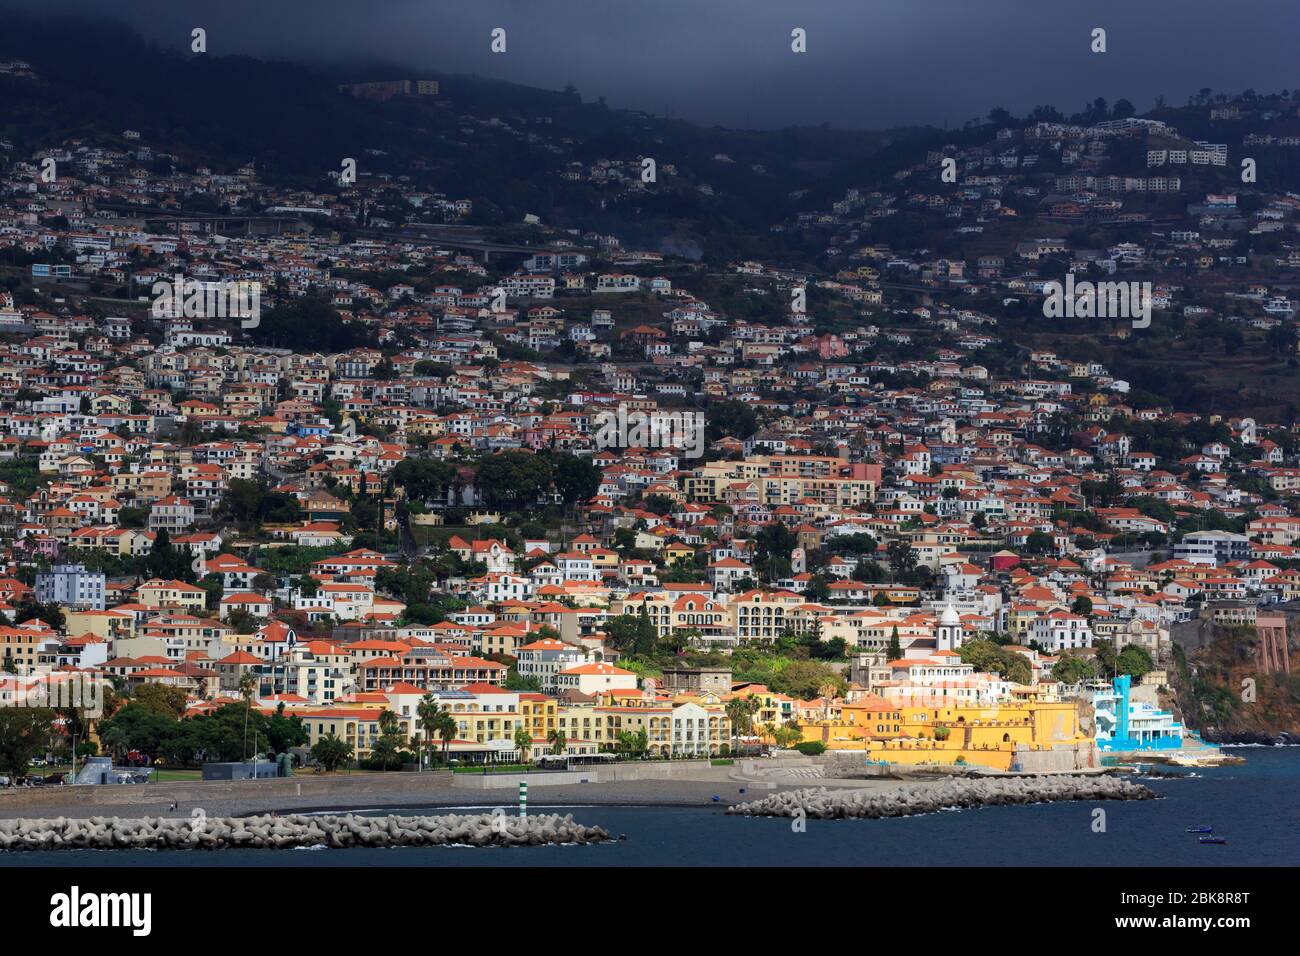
left=1198, top=836, right=1227, bottom=845
left=1185, top=826, right=1213, bottom=833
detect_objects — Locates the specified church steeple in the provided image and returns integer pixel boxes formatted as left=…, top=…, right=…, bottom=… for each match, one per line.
left=937, top=603, right=963, bottom=651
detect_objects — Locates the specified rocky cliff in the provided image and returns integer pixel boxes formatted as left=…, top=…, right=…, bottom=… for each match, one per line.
left=1169, top=622, right=1300, bottom=745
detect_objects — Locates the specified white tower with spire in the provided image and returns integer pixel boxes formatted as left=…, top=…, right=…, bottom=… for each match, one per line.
left=936, top=604, right=963, bottom=652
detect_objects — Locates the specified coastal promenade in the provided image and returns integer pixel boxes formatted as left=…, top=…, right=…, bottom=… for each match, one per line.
left=0, top=760, right=779, bottom=819
left=0, top=755, right=1134, bottom=821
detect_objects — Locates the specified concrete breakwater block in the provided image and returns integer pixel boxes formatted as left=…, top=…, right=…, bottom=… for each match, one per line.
left=0, top=812, right=610, bottom=851
left=725, top=774, right=1157, bottom=819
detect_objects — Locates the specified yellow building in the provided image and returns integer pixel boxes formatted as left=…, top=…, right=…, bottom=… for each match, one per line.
left=786, top=608, right=933, bottom=652
left=67, top=529, right=154, bottom=557
left=64, top=608, right=137, bottom=642
left=441, top=697, right=523, bottom=745
left=617, top=591, right=731, bottom=641
left=594, top=698, right=731, bottom=757
left=295, top=706, right=413, bottom=759
left=729, top=589, right=801, bottom=643
left=791, top=697, right=1094, bottom=771
left=663, top=542, right=696, bottom=566
left=136, top=579, right=207, bottom=612
left=556, top=702, right=618, bottom=749
left=552, top=695, right=731, bottom=757
left=758, top=475, right=874, bottom=508
left=519, top=693, right=557, bottom=743
left=726, top=684, right=796, bottom=731
left=0, top=624, right=61, bottom=675
left=110, top=469, right=173, bottom=501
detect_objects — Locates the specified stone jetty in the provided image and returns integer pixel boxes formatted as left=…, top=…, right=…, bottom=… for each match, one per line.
left=0, top=812, right=610, bottom=851
left=726, top=774, right=1156, bottom=819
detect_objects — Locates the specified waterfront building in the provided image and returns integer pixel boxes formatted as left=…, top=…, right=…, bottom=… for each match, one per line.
left=1091, top=674, right=1184, bottom=751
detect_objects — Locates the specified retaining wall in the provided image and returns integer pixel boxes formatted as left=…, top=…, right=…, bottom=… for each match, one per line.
left=0, top=770, right=454, bottom=811
left=452, top=759, right=719, bottom=789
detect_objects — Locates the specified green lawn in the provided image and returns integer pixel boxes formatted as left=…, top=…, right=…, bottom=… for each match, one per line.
left=148, top=769, right=204, bottom=783
left=450, top=763, right=535, bottom=774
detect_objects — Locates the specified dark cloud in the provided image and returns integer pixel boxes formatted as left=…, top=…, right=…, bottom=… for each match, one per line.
left=6, top=0, right=1297, bottom=128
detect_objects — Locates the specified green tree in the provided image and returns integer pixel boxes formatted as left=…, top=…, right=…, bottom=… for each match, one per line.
left=604, top=608, right=659, bottom=656
left=886, top=539, right=918, bottom=580
left=367, top=709, right=409, bottom=770
left=546, top=451, right=602, bottom=506
left=706, top=399, right=759, bottom=441
left=770, top=660, right=847, bottom=700
left=132, top=683, right=188, bottom=718
left=1094, top=638, right=1118, bottom=679
left=249, top=294, right=373, bottom=353
left=217, top=478, right=301, bottom=528
left=239, top=670, right=257, bottom=760
left=0, top=707, right=54, bottom=780
left=416, top=692, right=441, bottom=768
left=959, top=637, right=1032, bottom=684
left=391, top=458, right=458, bottom=505
left=95, top=704, right=177, bottom=761
left=724, top=696, right=760, bottom=753
left=504, top=668, right=543, bottom=692
left=514, top=725, right=533, bottom=763
left=145, top=528, right=196, bottom=582
left=1052, top=654, right=1096, bottom=685
left=1116, top=644, right=1154, bottom=680
left=772, top=721, right=803, bottom=749
left=376, top=563, right=436, bottom=608
left=436, top=707, right=458, bottom=764
left=475, top=451, right=554, bottom=510
left=265, top=702, right=308, bottom=755
left=754, top=521, right=796, bottom=581
left=226, top=607, right=260, bottom=635
left=311, top=733, right=353, bottom=772
left=1024, top=531, right=1055, bottom=555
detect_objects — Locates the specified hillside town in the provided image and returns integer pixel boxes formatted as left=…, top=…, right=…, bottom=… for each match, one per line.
left=2, top=78, right=1300, bottom=781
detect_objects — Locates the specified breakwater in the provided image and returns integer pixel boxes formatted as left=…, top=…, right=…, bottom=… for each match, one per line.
left=727, top=774, right=1156, bottom=819
left=0, top=812, right=609, bottom=851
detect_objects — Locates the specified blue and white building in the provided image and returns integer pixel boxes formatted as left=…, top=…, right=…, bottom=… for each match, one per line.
left=1091, top=674, right=1184, bottom=751
left=35, top=563, right=106, bottom=611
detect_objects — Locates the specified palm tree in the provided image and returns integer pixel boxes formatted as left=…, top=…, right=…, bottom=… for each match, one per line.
left=416, top=692, right=440, bottom=770
left=436, top=708, right=457, bottom=765
left=369, top=731, right=400, bottom=770
left=725, top=696, right=759, bottom=754
left=372, top=709, right=407, bottom=769
left=513, top=725, right=532, bottom=764
left=547, top=728, right=567, bottom=755
left=238, top=670, right=256, bottom=760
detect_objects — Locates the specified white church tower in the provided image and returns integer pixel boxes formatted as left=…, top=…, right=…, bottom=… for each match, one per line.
left=936, top=604, right=964, bottom=652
